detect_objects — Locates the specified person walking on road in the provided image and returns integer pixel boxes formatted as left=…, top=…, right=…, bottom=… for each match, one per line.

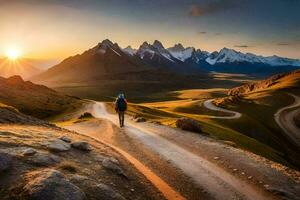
left=115, top=93, right=127, bottom=127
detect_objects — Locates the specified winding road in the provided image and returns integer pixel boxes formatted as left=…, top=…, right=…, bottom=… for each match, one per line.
left=274, top=93, right=300, bottom=147
left=203, top=99, right=242, bottom=119
left=60, top=101, right=300, bottom=200
left=89, top=102, right=274, bottom=200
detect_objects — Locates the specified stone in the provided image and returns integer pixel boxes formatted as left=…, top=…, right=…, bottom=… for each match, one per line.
left=213, top=156, right=219, bottom=160
left=60, top=136, right=72, bottom=143
left=28, top=152, right=61, bottom=166
left=48, top=140, right=71, bottom=152
left=23, top=169, right=85, bottom=200
left=102, top=158, right=127, bottom=178
left=71, top=141, right=92, bottom=151
left=134, top=117, right=146, bottom=123
left=69, top=174, right=89, bottom=182
left=91, top=183, right=126, bottom=200
left=222, top=140, right=237, bottom=147
left=0, top=152, right=12, bottom=172
left=23, top=148, right=37, bottom=156
left=175, top=117, right=203, bottom=134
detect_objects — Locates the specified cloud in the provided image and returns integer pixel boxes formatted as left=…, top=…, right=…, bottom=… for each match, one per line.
left=198, top=31, right=207, bottom=34
left=189, top=0, right=236, bottom=17
left=234, top=45, right=250, bottom=48
left=215, top=33, right=222, bottom=35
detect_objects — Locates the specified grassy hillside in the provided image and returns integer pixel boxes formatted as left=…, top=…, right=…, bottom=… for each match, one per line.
left=0, top=75, right=80, bottom=119
left=213, top=70, right=300, bottom=167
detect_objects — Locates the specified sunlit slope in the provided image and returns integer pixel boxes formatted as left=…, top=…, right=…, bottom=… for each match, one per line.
left=228, top=69, right=300, bottom=96
left=214, top=69, right=300, bottom=167
left=0, top=75, right=79, bottom=118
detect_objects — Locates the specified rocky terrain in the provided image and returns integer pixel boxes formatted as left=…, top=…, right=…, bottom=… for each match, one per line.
left=0, top=108, right=162, bottom=200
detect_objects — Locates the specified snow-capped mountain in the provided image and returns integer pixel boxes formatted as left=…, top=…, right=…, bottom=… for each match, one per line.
left=168, top=44, right=195, bottom=62
left=91, top=39, right=123, bottom=56
left=122, top=46, right=137, bottom=56
left=136, top=40, right=178, bottom=63
left=121, top=40, right=300, bottom=75
left=205, top=48, right=300, bottom=67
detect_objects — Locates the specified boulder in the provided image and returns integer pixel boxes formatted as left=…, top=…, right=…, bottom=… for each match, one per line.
left=71, top=141, right=92, bottom=151
left=60, top=136, right=72, bottom=143
left=23, top=148, right=37, bottom=156
left=91, top=183, right=126, bottom=200
left=134, top=117, right=146, bottom=123
left=102, top=158, right=127, bottom=178
left=27, top=152, right=61, bottom=166
left=48, top=140, right=71, bottom=152
left=176, top=118, right=203, bottom=133
left=23, top=169, right=85, bottom=200
left=0, top=152, right=12, bottom=172
left=69, top=176, right=125, bottom=200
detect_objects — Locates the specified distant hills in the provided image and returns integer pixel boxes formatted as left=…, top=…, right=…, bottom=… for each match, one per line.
left=0, top=75, right=78, bottom=118
left=228, top=69, right=300, bottom=96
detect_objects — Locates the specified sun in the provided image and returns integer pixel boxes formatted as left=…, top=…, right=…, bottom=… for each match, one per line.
left=6, top=48, right=22, bottom=60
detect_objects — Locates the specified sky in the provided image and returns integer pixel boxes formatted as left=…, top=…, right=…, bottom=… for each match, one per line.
left=0, top=0, right=299, bottom=60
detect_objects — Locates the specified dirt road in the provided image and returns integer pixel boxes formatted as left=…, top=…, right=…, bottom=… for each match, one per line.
left=203, top=99, right=242, bottom=119
left=274, top=93, right=300, bottom=147
left=61, top=101, right=300, bottom=200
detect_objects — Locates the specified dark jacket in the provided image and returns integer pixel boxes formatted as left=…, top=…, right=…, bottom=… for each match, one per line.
left=115, top=97, right=127, bottom=112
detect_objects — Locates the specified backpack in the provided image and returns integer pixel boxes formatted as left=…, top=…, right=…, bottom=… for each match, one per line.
left=117, top=98, right=127, bottom=111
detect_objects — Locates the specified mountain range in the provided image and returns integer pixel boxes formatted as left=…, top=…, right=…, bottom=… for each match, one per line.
left=33, top=39, right=300, bottom=83
left=30, top=39, right=300, bottom=99
left=31, top=39, right=207, bottom=86
left=124, top=41, right=300, bottom=75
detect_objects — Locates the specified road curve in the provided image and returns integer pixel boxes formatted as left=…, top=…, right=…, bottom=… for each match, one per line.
left=90, top=102, right=272, bottom=200
left=274, top=93, right=300, bottom=147
left=203, top=99, right=242, bottom=119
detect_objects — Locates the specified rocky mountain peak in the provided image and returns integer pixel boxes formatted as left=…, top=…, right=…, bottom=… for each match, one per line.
left=168, top=43, right=185, bottom=52
left=152, top=40, right=165, bottom=50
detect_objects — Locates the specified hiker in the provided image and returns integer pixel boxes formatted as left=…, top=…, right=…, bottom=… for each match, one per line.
left=115, top=93, right=127, bottom=127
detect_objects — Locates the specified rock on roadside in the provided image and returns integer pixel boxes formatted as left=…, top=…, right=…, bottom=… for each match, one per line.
left=23, top=169, right=85, bottom=200
left=70, top=175, right=126, bottom=200
left=71, top=141, right=92, bottom=151
left=134, top=117, right=146, bottom=123
left=27, top=152, right=61, bottom=167
left=47, top=140, right=71, bottom=152
left=102, top=158, right=127, bottom=178
left=23, top=148, right=37, bottom=156
left=60, top=136, right=72, bottom=143
left=0, top=152, right=12, bottom=172
left=176, top=117, right=204, bottom=134
left=91, top=183, right=126, bottom=200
